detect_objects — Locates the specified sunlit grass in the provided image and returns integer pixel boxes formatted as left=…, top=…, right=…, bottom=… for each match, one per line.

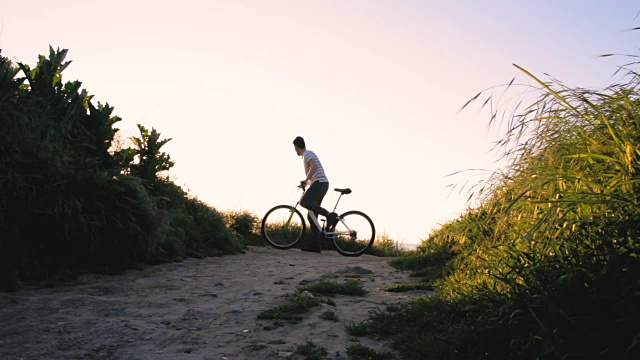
left=351, top=53, right=640, bottom=359
left=366, top=233, right=408, bottom=257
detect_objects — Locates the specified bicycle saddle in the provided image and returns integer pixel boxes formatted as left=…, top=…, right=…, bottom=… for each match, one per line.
left=334, top=188, right=352, bottom=195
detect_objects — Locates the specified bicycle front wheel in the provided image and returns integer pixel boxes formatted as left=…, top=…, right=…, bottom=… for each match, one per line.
left=329, top=210, right=375, bottom=257
left=261, top=205, right=306, bottom=249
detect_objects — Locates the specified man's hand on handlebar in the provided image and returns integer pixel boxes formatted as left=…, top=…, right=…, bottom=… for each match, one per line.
left=298, top=180, right=308, bottom=190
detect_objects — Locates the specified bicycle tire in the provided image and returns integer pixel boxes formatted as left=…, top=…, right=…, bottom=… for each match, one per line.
left=328, top=210, right=375, bottom=257
left=261, top=205, right=306, bottom=249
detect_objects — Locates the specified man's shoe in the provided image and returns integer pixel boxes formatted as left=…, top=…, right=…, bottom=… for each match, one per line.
left=301, top=245, right=321, bottom=253
left=326, top=212, right=338, bottom=228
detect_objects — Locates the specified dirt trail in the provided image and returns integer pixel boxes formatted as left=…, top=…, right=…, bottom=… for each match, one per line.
left=0, top=246, right=430, bottom=360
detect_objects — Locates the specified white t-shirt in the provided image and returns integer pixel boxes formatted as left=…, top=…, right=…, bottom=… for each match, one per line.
left=303, top=150, right=328, bottom=183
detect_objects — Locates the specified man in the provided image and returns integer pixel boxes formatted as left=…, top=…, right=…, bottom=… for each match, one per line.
left=293, top=136, right=337, bottom=253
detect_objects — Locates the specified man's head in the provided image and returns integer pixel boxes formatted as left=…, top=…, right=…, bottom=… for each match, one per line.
left=293, top=136, right=306, bottom=156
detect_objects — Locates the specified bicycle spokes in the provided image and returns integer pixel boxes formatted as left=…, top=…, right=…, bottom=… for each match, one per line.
left=331, top=211, right=375, bottom=256
left=262, top=205, right=306, bottom=249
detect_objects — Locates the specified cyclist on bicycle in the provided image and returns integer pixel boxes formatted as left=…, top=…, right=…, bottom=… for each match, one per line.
left=293, top=136, right=337, bottom=253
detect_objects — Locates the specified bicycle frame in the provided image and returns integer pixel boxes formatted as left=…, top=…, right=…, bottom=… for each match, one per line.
left=292, top=188, right=355, bottom=239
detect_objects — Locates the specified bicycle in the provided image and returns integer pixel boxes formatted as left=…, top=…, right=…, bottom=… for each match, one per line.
left=261, top=187, right=376, bottom=257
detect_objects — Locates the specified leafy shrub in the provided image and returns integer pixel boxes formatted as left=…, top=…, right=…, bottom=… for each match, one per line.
left=0, top=47, right=159, bottom=279
left=224, top=210, right=261, bottom=245
left=0, top=47, right=243, bottom=288
left=180, top=199, right=242, bottom=257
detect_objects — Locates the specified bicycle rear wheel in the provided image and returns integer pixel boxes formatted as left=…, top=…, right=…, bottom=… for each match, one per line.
left=261, top=205, right=306, bottom=249
left=329, top=210, right=375, bottom=257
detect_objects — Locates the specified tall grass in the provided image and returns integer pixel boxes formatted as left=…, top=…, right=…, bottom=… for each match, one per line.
left=354, top=53, right=640, bottom=358
left=366, top=232, right=407, bottom=257
left=223, top=209, right=262, bottom=245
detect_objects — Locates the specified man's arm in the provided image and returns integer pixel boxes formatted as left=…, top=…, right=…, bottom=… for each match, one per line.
left=306, top=160, right=318, bottom=183
left=299, top=156, right=319, bottom=189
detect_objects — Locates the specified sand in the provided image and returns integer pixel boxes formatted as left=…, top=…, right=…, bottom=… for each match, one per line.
left=0, top=246, right=431, bottom=360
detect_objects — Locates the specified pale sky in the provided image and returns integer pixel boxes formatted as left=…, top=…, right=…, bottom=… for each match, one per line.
left=2, top=1, right=638, bottom=246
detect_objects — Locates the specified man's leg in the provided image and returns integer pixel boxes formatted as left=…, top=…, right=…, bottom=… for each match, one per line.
left=300, top=182, right=329, bottom=217
left=300, top=182, right=329, bottom=250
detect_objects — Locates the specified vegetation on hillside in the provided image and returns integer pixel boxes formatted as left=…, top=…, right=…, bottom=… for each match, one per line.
left=0, top=47, right=246, bottom=291
left=352, top=54, right=640, bottom=358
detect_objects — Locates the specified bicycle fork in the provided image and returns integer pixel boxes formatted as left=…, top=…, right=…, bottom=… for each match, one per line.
left=284, top=207, right=296, bottom=228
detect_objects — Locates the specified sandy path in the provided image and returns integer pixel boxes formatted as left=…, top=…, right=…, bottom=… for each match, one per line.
left=0, top=246, right=430, bottom=360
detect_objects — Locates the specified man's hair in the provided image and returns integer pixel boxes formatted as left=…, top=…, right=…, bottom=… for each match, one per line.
left=293, top=136, right=306, bottom=149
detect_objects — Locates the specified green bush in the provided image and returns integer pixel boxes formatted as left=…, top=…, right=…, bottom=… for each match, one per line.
left=180, top=199, right=243, bottom=257
left=224, top=210, right=261, bottom=245
left=0, top=47, right=159, bottom=279
left=0, top=47, right=243, bottom=288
